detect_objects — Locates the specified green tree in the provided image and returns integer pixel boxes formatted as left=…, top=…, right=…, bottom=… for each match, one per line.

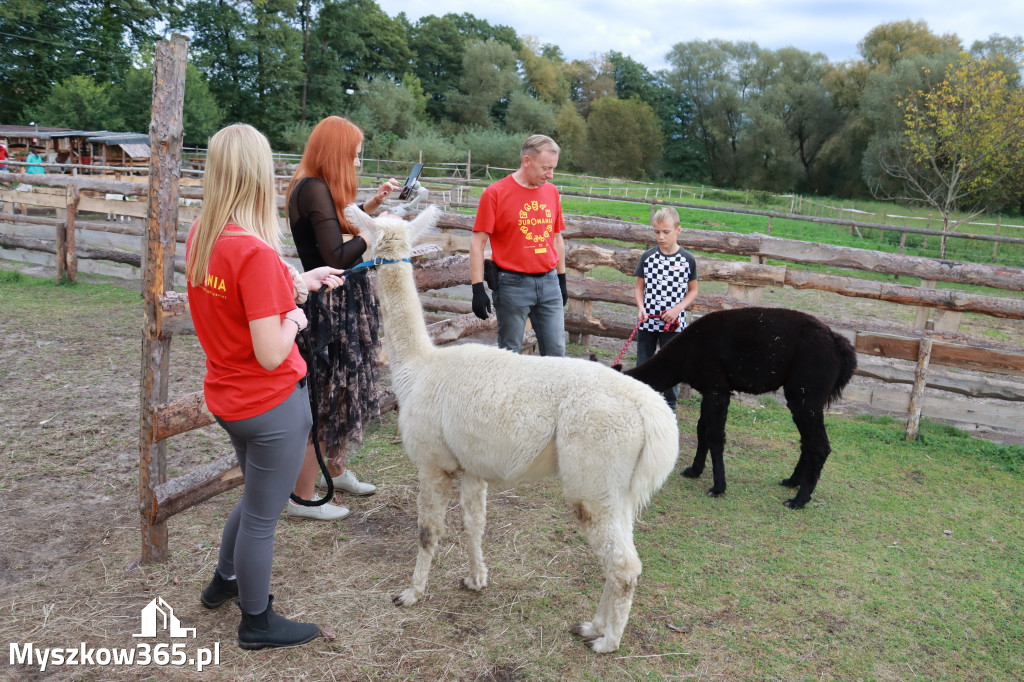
left=870, top=54, right=1024, bottom=256
left=607, top=50, right=703, bottom=181
left=505, top=92, right=556, bottom=135
left=970, top=34, right=1024, bottom=86
left=553, top=101, right=587, bottom=169
left=175, top=0, right=303, bottom=144
left=520, top=37, right=569, bottom=104
left=453, top=128, right=522, bottom=168
left=664, top=39, right=751, bottom=186
left=77, top=0, right=164, bottom=84
left=308, top=0, right=410, bottom=96
left=27, top=75, right=126, bottom=130
left=119, top=63, right=224, bottom=145
left=743, top=47, right=840, bottom=191
left=0, top=1, right=79, bottom=122
left=348, top=77, right=425, bottom=157
left=445, top=39, right=520, bottom=127
left=406, top=12, right=519, bottom=121
left=859, top=19, right=961, bottom=73
left=0, top=0, right=163, bottom=124
left=818, top=21, right=964, bottom=197
left=581, top=97, right=663, bottom=178
left=564, top=57, right=615, bottom=117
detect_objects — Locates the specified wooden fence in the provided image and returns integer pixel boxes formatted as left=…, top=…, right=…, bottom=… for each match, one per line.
left=2, top=56, right=1024, bottom=561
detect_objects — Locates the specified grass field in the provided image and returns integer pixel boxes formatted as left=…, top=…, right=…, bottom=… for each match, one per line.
left=541, top=172, right=1024, bottom=271
left=2, top=270, right=1023, bottom=680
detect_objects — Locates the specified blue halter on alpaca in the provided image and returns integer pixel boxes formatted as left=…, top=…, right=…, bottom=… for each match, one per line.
left=346, top=256, right=411, bottom=271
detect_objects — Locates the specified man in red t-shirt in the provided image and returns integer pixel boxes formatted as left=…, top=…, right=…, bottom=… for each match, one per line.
left=470, top=134, right=568, bottom=356
left=0, top=143, right=8, bottom=172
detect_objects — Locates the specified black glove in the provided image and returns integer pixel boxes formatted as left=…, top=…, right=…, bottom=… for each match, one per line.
left=472, top=282, right=492, bottom=320
left=557, top=272, right=568, bottom=306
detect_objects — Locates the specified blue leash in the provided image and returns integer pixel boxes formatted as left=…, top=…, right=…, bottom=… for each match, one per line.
left=346, top=256, right=411, bottom=271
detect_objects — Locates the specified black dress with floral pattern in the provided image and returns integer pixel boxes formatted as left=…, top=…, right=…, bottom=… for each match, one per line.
left=290, top=177, right=381, bottom=466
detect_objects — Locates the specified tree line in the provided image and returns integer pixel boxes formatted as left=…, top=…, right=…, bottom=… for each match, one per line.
left=2, top=2, right=1023, bottom=213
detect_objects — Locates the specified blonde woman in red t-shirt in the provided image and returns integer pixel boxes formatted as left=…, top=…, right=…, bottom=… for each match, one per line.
left=186, top=123, right=343, bottom=650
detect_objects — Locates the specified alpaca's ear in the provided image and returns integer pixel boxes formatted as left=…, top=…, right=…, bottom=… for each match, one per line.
left=344, top=204, right=376, bottom=243
left=406, top=205, right=440, bottom=245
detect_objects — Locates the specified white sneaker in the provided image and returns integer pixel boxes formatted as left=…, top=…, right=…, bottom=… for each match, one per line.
left=320, top=469, right=377, bottom=496
left=285, top=499, right=350, bottom=521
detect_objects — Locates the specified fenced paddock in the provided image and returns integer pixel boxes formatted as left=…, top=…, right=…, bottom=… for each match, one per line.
left=4, top=164, right=1024, bottom=559
left=0, top=35, right=1022, bottom=565
left=2, top=37, right=1023, bottom=679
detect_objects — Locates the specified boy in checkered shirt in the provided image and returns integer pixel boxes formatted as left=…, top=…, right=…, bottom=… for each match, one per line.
left=633, top=207, right=699, bottom=409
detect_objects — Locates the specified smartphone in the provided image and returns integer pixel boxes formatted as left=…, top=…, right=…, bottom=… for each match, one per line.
left=398, top=163, right=424, bottom=201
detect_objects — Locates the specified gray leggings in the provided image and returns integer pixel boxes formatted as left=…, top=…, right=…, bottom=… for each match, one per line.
left=214, top=382, right=311, bottom=614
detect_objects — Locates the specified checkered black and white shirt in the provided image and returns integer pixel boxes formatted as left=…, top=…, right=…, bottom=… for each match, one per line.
left=634, top=247, right=698, bottom=333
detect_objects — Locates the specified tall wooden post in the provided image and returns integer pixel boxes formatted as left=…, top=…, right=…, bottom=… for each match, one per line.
left=64, top=186, right=80, bottom=282
left=905, top=336, right=933, bottom=441
left=140, top=35, right=188, bottom=564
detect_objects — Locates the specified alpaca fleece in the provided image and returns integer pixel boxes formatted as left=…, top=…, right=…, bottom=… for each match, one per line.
left=621, top=306, right=856, bottom=509
left=346, top=205, right=679, bottom=653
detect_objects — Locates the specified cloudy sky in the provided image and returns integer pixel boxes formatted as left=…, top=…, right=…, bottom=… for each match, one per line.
left=375, top=0, right=1022, bottom=70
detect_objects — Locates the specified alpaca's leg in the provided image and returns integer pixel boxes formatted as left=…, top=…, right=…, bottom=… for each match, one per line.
left=696, top=393, right=730, bottom=497
left=782, top=400, right=831, bottom=509
left=681, top=396, right=710, bottom=478
left=393, top=467, right=455, bottom=607
left=459, top=474, right=488, bottom=591
left=570, top=507, right=640, bottom=654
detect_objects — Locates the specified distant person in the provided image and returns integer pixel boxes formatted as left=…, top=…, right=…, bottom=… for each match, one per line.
left=25, top=148, right=44, bottom=174
left=633, top=207, right=699, bottom=409
left=286, top=115, right=401, bottom=520
left=15, top=147, right=45, bottom=214
left=469, top=134, right=568, bottom=356
left=187, top=123, right=344, bottom=650
left=0, top=143, right=8, bottom=172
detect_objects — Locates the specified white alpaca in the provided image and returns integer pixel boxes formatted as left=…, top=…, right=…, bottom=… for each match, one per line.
left=346, top=205, right=679, bottom=653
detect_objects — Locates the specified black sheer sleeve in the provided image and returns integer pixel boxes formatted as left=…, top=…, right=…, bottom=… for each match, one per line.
left=289, top=178, right=367, bottom=270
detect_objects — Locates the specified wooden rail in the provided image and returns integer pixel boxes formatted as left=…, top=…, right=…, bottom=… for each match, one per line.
left=2, top=112, right=1023, bottom=562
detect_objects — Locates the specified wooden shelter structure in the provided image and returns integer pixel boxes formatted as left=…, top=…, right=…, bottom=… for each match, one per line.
left=0, top=125, right=149, bottom=170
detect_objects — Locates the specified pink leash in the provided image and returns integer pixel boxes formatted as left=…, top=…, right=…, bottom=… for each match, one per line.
left=612, top=313, right=680, bottom=367
left=613, top=318, right=644, bottom=366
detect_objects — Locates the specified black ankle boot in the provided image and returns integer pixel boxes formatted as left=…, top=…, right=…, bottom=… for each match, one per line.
left=237, top=595, right=320, bottom=650
left=200, top=571, right=239, bottom=609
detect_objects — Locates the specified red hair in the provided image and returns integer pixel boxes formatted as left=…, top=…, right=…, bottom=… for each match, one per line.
left=288, top=116, right=364, bottom=234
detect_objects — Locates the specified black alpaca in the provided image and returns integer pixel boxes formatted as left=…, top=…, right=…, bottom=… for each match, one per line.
left=618, top=307, right=857, bottom=509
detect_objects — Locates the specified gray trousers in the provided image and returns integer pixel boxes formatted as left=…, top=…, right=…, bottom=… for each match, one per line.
left=493, top=268, right=566, bottom=357
left=214, top=382, right=311, bottom=614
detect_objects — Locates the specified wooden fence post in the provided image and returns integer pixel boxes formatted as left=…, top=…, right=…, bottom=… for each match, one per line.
left=566, top=266, right=591, bottom=346
left=905, top=336, right=934, bottom=441
left=55, top=221, right=68, bottom=282
left=64, top=186, right=80, bottom=282
left=912, top=279, right=936, bottom=330
left=992, top=217, right=1001, bottom=263
left=140, top=34, right=188, bottom=564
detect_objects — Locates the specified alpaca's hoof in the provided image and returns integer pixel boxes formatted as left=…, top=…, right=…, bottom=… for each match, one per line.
left=783, top=497, right=807, bottom=509
left=584, top=635, right=619, bottom=654
left=681, top=467, right=702, bottom=479
left=706, top=488, right=725, bottom=498
left=392, top=588, right=420, bottom=607
left=779, top=477, right=799, bottom=488
left=461, top=572, right=487, bottom=591
left=570, top=622, right=600, bottom=639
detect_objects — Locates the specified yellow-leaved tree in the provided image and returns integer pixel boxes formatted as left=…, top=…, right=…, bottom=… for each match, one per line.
left=875, top=53, right=1024, bottom=257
